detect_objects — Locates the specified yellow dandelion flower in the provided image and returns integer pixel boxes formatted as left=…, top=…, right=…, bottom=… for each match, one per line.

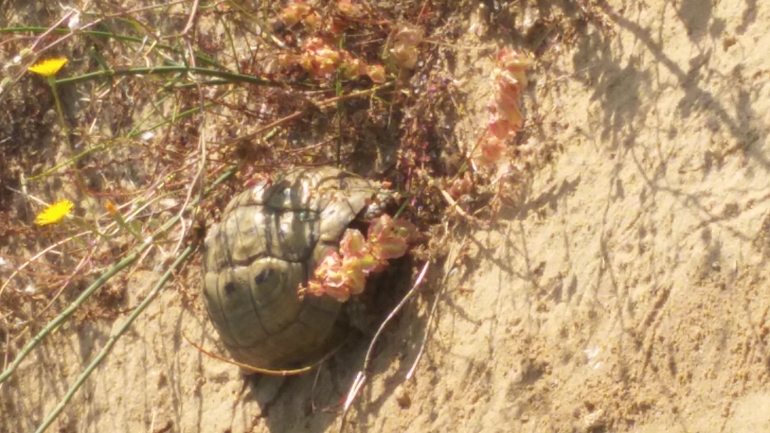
left=28, top=57, right=68, bottom=77
left=35, top=199, right=73, bottom=225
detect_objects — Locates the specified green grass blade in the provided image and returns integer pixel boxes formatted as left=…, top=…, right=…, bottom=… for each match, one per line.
left=33, top=245, right=195, bottom=433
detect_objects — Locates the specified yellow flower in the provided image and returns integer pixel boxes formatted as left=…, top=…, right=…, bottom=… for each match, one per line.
left=28, top=57, right=68, bottom=77
left=35, top=199, right=73, bottom=225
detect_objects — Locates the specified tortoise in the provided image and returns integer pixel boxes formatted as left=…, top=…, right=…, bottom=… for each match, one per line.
left=201, top=167, right=378, bottom=370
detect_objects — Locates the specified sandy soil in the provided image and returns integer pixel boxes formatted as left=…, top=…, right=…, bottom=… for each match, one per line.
left=4, top=0, right=770, bottom=432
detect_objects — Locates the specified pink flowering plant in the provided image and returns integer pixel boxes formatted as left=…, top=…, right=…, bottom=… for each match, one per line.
left=302, top=214, right=417, bottom=302
left=477, top=49, right=532, bottom=165
left=276, top=2, right=386, bottom=83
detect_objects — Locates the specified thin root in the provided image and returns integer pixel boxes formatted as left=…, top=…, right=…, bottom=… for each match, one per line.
left=339, top=260, right=430, bottom=431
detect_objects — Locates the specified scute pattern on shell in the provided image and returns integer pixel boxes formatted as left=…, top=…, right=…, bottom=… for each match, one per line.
left=202, top=167, right=376, bottom=369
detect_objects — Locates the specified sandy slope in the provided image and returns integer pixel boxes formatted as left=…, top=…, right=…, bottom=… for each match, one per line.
left=4, top=0, right=770, bottom=432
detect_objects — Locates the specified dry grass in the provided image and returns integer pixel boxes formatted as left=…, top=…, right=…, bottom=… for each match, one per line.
left=0, top=0, right=574, bottom=429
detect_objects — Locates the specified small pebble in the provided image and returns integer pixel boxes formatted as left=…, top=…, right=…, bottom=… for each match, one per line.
left=395, top=384, right=411, bottom=409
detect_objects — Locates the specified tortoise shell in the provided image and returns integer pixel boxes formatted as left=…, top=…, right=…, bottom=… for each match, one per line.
left=201, top=167, right=376, bottom=369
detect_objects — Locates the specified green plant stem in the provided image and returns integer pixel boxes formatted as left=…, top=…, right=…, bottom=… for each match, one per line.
left=0, top=241, right=149, bottom=386
left=167, top=79, right=233, bottom=89
left=0, top=168, right=235, bottom=387
left=27, top=143, right=106, bottom=181
left=27, top=99, right=217, bottom=181
left=107, top=206, right=145, bottom=243
left=54, top=65, right=289, bottom=87
left=33, top=244, right=195, bottom=433
left=47, top=77, right=69, bottom=148
left=68, top=215, right=111, bottom=240
left=46, top=75, right=92, bottom=191
left=0, top=27, right=220, bottom=67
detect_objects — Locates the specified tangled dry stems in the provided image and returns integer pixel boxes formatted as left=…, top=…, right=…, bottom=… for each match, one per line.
left=0, top=0, right=591, bottom=428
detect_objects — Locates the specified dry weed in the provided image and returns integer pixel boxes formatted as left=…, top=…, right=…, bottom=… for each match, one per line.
left=0, top=0, right=580, bottom=429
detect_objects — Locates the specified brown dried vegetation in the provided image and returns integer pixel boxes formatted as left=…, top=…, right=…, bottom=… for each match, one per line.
left=0, top=0, right=608, bottom=427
